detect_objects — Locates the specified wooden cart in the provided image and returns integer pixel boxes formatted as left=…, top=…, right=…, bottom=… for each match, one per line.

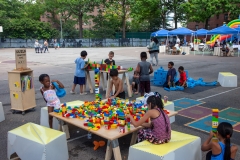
left=8, top=69, right=36, bottom=115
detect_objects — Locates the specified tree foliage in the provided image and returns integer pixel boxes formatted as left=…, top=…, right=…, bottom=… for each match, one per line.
left=183, top=0, right=240, bottom=29
left=57, top=0, right=102, bottom=38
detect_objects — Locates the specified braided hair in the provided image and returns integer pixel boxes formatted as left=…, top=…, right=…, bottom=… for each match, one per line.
left=146, top=94, right=169, bottom=133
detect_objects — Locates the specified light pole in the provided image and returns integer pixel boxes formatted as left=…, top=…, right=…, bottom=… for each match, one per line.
left=59, top=13, right=63, bottom=41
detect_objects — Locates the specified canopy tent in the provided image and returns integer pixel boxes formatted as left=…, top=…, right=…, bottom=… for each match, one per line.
left=208, top=25, right=238, bottom=35
left=195, top=29, right=209, bottom=35
left=169, top=27, right=195, bottom=35
left=151, top=29, right=169, bottom=37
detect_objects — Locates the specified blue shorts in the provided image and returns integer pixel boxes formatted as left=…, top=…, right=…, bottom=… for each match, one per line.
left=73, top=76, right=85, bottom=85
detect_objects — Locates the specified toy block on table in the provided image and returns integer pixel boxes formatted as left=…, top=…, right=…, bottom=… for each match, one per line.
left=128, top=131, right=201, bottom=160
left=8, top=123, right=68, bottom=160
left=135, top=96, right=175, bottom=123
left=0, top=102, right=5, bottom=122
left=218, top=72, right=237, bottom=87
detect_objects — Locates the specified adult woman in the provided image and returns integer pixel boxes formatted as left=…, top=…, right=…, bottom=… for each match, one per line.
left=147, top=37, right=160, bottom=66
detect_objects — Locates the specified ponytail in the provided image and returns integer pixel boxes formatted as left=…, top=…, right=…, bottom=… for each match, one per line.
left=217, top=122, right=233, bottom=160
left=224, top=137, right=231, bottom=160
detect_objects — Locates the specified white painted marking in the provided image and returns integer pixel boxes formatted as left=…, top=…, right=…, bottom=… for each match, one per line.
left=67, top=134, right=87, bottom=143
left=197, top=87, right=240, bottom=101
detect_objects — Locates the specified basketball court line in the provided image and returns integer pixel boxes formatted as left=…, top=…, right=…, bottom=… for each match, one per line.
left=197, top=87, right=240, bottom=101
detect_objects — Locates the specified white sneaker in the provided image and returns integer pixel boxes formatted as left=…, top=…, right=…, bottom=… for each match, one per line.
left=80, top=92, right=87, bottom=95
left=70, top=91, right=75, bottom=94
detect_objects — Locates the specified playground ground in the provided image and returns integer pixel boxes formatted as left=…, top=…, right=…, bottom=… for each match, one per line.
left=0, top=47, right=240, bottom=160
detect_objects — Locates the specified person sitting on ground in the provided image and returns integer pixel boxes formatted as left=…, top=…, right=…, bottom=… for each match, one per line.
left=126, top=93, right=171, bottom=144
left=175, top=66, right=187, bottom=88
left=163, top=61, right=176, bottom=88
left=131, top=71, right=140, bottom=95
left=106, top=69, right=125, bottom=99
left=201, top=122, right=238, bottom=160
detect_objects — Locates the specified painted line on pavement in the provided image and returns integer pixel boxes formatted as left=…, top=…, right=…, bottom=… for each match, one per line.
left=197, top=87, right=240, bottom=101
left=67, top=134, right=87, bottom=143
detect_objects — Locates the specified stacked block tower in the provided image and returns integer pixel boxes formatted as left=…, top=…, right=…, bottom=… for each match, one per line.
left=212, top=109, right=219, bottom=141
left=152, top=67, right=168, bottom=86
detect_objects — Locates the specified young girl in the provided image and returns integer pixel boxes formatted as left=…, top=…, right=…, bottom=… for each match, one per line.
left=126, top=93, right=171, bottom=144
left=201, top=122, right=238, bottom=160
left=39, top=74, right=64, bottom=128
left=131, top=71, right=140, bottom=95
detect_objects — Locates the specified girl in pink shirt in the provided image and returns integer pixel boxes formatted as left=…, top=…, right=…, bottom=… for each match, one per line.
left=126, top=93, right=171, bottom=144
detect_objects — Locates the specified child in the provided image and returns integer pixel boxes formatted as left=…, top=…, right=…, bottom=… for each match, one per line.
left=176, top=66, right=187, bottom=87
left=131, top=71, right=140, bottom=94
left=39, top=74, right=64, bottom=128
left=201, top=122, right=238, bottom=160
left=104, top=51, right=115, bottom=66
left=126, top=93, right=171, bottom=144
left=70, top=50, right=88, bottom=95
left=106, top=69, right=125, bottom=99
left=163, top=61, right=176, bottom=88
left=104, top=51, right=115, bottom=80
left=135, top=52, right=153, bottom=96
left=39, top=44, right=43, bottom=53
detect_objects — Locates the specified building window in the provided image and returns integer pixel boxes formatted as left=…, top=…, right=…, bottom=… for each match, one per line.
left=216, top=14, right=219, bottom=19
left=195, top=25, right=199, bottom=30
left=216, top=24, right=219, bottom=27
left=224, top=14, right=228, bottom=21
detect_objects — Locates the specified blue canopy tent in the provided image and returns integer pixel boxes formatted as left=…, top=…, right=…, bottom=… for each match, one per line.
left=195, top=29, right=209, bottom=35
left=151, top=29, right=169, bottom=37
left=169, top=27, right=195, bottom=55
left=169, top=27, right=195, bottom=35
left=208, top=25, right=238, bottom=35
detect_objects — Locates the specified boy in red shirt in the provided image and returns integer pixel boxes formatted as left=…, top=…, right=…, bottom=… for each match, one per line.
left=176, top=66, right=187, bottom=87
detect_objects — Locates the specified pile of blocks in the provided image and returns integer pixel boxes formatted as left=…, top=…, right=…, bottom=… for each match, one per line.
left=152, top=67, right=168, bottom=86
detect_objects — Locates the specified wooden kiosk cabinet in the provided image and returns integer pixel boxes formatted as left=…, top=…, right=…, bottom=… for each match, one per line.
left=8, top=69, right=36, bottom=115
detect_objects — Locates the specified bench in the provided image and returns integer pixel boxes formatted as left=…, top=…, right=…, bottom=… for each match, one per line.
left=8, top=123, right=68, bottom=160
left=218, top=72, right=237, bottom=87
left=128, top=130, right=201, bottom=160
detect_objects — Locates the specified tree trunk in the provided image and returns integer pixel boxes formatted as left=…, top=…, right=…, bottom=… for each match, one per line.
left=122, top=0, right=126, bottom=39
left=122, top=16, right=126, bottom=38
left=204, top=18, right=209, bottom=29
left=78, top=14, right=83, bottom=38
left=174, top=6, right=177, bottom=29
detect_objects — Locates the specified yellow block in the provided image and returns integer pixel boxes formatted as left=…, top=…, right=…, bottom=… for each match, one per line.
left=9, top=123, right=64, bottom=144
left=131, top=131, right=198, bottom=156
left=219, top=72, right=236, bottom=76
left=65, top=100, right=84, bottom=107
left=212, top=109, right=219, bottom=112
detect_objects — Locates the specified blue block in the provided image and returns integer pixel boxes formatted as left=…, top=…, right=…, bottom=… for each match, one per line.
left=153, top=81, right=164, bottom=86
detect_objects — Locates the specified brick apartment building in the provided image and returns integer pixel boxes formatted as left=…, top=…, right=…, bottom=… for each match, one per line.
left=187, top=13, right=230, bottom=31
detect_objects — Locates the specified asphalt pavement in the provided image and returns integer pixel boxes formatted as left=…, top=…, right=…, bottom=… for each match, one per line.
left=0, top=48, right=240, bottom=160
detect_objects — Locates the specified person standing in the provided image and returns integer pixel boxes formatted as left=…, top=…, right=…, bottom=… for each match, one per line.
left=44, top=40, right=49, bottom=53
left=34, top=40, right=39, bottom=53
left=147, top=37, right=160, bottom=66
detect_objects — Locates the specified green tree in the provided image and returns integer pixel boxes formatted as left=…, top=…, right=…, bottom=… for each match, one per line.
left=57, top=0, right=102, bottom=38
left=183, top=0, right=240, bottom=29
left=92, top=9, right=121, bottom=38
left=170, top=0, right=186, bottom=29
